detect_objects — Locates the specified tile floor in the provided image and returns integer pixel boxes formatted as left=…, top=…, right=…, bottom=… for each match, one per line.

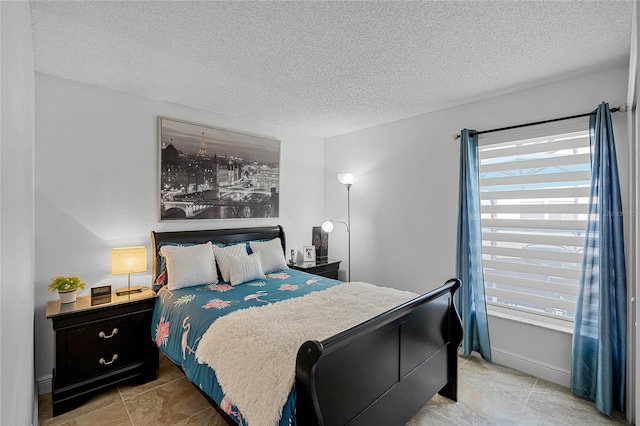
left=38, top=353, right=628, bottom=426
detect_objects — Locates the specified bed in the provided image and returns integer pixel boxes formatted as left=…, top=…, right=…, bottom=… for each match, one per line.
left=150, top=225, right=463, bottom=426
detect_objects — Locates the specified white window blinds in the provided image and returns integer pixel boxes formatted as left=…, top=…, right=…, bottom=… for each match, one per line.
left=479, top=129, right=590, bottom=324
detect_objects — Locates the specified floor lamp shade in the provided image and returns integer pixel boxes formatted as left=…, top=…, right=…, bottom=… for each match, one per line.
left=337, top=173, right=359, bottom=186
left=321, top=220, right=335, bottom=233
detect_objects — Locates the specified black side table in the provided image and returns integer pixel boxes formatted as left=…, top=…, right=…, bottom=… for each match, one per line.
left=289, top=259, right=342, bottom=280
left=46, top=290, right=159, bottom=416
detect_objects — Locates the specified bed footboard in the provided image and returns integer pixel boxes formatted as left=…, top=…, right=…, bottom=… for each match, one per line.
left=295, top=278, right=462, bottom=426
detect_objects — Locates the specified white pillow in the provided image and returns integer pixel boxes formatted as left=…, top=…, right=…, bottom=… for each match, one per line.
left=249, top=238, right=288, bottom=274
left=212, top=243, right=248, bottom=282
left=229, top=252, right=266, bottom=286
left=160, top=242, right=217, bottom=290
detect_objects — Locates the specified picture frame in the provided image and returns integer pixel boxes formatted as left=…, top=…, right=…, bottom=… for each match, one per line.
left=303, top=245, right=316, bottom=262
left=158, top=116, right=281, bottom=221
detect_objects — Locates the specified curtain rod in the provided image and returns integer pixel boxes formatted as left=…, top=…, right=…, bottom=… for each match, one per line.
left=452, top=103, right=628, bottom=140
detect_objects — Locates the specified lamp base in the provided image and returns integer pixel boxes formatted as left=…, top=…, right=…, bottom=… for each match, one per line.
left=115, top=286, right=145, bottom=296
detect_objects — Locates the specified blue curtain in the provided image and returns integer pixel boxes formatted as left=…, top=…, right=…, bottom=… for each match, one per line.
left=456, top=128, right=492, bottom=362
left=571, top=102, right=626, bottom=416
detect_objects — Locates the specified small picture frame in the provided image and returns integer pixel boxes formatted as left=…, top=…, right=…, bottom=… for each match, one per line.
left=303, top=245, right=316, bottom=262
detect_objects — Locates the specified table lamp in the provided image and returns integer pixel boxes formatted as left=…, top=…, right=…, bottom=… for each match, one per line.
left=111, top=246, right=147, bottom=296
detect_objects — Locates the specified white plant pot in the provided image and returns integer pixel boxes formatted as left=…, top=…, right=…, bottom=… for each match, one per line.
left=58, top=289, right=77, bottom=304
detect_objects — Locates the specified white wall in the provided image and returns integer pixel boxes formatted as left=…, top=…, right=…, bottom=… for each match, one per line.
left=34, top=74, right=326, bottom=389
left=0, top=1, right=36, bottom=424
left=324, top=66, right=630, bottom=386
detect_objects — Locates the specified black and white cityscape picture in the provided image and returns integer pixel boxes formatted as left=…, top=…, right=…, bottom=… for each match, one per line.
left=158, top=116, right=280, bottom=220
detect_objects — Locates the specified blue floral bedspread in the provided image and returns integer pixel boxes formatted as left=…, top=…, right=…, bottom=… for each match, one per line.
left=151, top=268, right=341, bottom=425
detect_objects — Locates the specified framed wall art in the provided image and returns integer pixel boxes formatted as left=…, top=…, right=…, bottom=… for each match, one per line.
left=158, top=116, right=281, bottom=220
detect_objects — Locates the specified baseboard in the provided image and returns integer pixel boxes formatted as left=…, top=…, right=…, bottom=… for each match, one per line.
left=33, top=382, right=39, bottom=426
left=491, top=347, right=571, bottom=388
left=37, top=374, right=52, bottom=395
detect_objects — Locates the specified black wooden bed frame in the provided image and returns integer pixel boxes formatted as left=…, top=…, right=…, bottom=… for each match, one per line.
left=151, top=225, right=463, bottom=426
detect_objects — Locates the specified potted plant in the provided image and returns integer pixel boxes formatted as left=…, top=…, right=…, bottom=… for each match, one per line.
left=48, top=275, right=86, bottom=303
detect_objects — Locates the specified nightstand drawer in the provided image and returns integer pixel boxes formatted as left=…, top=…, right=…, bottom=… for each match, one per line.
left=290, top=259, right=341, bottom=279
left=65, top=339, right=148, bottom=383
left=65, top=312, right=149, bottom=355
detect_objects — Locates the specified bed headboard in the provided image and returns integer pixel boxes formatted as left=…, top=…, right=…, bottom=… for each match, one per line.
left=150, top=225, right=286, bottom=282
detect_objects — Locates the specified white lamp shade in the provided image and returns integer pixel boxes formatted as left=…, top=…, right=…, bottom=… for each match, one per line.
left=321, top=221, right=334, bottom=233
left=111, top=246, right=148, bottom=275
left=337, top=173, right=358, bottom=185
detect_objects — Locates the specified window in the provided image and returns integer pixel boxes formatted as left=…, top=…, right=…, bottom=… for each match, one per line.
left=479, top=128, right=591, bottom=326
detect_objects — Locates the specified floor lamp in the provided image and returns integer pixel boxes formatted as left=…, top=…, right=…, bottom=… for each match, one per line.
left=322, top=173, right=358, bottom=281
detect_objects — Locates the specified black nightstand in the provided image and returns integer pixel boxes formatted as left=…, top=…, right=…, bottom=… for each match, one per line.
left=289, top=259, right=342, bottom=280
left=46, top=290, right=159, bottom=416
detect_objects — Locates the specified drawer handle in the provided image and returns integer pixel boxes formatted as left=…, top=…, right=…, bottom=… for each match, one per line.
left=99, top=354, right=119, bottom=365
left=98, top=328, right=118, bottom=339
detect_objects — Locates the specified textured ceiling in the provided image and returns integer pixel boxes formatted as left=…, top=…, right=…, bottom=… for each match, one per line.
left=30, top=1, right=632, bottom=138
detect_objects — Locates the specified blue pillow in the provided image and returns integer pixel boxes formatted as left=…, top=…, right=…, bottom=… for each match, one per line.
left=214, top=240, right=262, bottom=254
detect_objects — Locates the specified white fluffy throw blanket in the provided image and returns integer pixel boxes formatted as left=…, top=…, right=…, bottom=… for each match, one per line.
left=195, top=282, right=418, bottom=426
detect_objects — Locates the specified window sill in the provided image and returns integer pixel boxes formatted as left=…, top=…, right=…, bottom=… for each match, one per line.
left=487, top=306, right=574, bottom=335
